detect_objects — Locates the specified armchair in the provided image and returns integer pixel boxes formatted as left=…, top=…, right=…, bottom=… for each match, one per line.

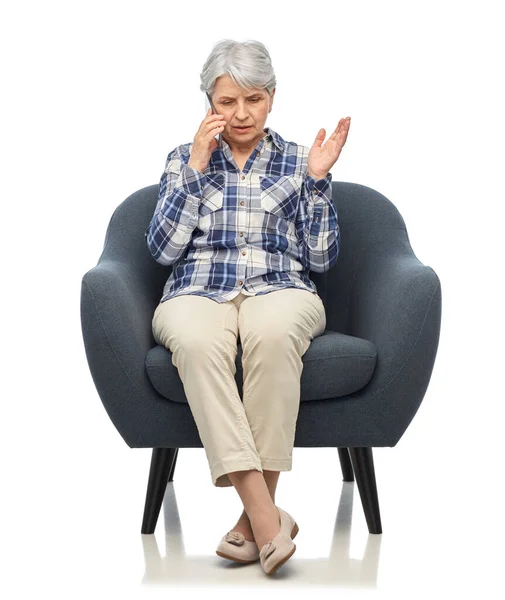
left=80, top=180, right=441, bottom=535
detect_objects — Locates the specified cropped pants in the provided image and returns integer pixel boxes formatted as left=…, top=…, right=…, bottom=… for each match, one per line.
left=151, top=287, right=326, bottom=487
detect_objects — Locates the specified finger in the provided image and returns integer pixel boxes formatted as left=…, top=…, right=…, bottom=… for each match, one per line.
left=205, top=116, right=225, bottom=132
left=313, top=128, right=326, bottom=147
left=330, top=119, right=344, bottom=135
left=207, top=123, right=225, bottom=135
left=335, top=117, right=350, bottom=130
left=332, top=118, right=350, bottom=139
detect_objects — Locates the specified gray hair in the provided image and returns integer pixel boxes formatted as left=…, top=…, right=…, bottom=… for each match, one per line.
left=199, top=39, right=277, bottom=100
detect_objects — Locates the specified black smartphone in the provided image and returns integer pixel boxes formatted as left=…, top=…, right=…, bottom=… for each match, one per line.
left=205, top=91, right=222, bottom=147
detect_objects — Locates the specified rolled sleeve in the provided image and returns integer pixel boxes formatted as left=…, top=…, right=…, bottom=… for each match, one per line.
left=177, top=163, right=208, bottom=197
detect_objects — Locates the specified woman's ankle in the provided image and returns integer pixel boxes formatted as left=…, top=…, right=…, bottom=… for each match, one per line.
left=241, top=498, right=276, bottom=522
left=239, top=508, right=250, bottom=522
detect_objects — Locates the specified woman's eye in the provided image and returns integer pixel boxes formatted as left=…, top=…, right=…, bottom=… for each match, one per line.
left=221, top=99, right=260, bottom=105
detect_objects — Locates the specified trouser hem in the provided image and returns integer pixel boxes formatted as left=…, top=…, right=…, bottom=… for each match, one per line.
left=212, top=457, right=263, bottom=488
left=212, top=457, right=293, bottom=487
left=260, top=458, right=293, bottom=471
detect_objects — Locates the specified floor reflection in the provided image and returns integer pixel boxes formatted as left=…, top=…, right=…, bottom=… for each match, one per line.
left=140, top=481, right=382, bottom=586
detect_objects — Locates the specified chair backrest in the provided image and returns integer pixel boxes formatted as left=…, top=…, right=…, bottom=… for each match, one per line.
left=310, top=181, right=411, bottom=333
left=98, top=181, right=411, bottom=333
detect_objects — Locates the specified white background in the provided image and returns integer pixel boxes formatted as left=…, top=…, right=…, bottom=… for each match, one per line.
left=2, top=0, right=504, bottom=597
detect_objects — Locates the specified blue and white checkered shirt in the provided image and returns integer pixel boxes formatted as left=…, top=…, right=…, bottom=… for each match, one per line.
left=145, top=126, right=340, bottom=304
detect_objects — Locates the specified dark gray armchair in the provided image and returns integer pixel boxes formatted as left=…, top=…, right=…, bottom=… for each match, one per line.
left=80, top=180, right=442, bottom=535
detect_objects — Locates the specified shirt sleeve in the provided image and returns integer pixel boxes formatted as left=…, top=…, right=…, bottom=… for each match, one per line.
left=295, top=172, right=340, bottom=273
left=145, top=147, right=207, bottom=266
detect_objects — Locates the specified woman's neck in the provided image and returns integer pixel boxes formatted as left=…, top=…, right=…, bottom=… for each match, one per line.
left=224, top=130, right=267, bottom=155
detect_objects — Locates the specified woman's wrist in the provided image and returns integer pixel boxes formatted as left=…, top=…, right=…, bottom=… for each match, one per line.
left=308, top=170, right=328, bottom=181
left=187, top=159, right=206, bottom=173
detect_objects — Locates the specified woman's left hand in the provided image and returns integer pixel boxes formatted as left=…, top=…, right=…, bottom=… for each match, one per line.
left=308, top=117, right=351, bottom=179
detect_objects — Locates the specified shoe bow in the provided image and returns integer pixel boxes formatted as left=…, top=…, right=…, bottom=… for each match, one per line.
left=260, top=541, right=276, bottom=560
left=226, top=531, right=245, bottom=546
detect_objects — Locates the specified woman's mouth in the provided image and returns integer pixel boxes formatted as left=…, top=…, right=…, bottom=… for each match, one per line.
left=233, top=126, right=252, bottom=133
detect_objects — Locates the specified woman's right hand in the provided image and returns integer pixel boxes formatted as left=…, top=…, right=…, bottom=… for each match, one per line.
left=188, top=108, right=226, bottom=172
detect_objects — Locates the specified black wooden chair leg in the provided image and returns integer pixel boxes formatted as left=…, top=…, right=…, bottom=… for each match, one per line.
left=348, top=447, right=382, bottom=534
left=167, top=448, right=179, bottom=482
left=141, top=448, right=178, bottom=534
left=338, top=447, right=354, bottom=481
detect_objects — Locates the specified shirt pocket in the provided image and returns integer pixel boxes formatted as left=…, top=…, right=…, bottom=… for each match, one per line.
left=200, top=171, right=225, bottom=217
left=260, top=174, right=304, bottom=222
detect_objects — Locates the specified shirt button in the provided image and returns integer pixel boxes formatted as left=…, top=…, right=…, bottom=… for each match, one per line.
left=239, top=232, right=243, bottom=237
left=240, top=201, right=245, bottom=206
left=242, top=251, right=246, bottom=256
left=238, top=280, right=243, bottom=285
left=241, top=175, right=246, bottom=180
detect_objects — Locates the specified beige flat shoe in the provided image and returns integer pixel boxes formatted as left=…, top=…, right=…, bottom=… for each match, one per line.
left=216, top=530, right=260, bottom=564
left=259, top=506, right=299, bottom=575
left=216, top=508, right=299, bottom=565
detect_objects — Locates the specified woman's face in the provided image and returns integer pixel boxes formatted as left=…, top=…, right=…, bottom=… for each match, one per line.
left=211, top=74, right=275, bottom=152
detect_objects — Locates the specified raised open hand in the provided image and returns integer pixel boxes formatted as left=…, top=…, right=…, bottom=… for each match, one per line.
left=308, top=117, right=351, bottom=179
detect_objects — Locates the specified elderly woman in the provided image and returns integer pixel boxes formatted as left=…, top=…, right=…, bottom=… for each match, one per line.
left=145, top=39, right=350, bottom=575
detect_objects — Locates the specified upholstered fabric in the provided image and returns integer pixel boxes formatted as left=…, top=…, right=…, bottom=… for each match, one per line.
left=145, top=330, right=377, bottom=404
left=81, top=180, right=441, bottom=450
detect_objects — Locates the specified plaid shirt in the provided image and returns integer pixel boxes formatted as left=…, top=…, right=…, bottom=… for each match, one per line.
left=145, top=126, right=340, bottom=304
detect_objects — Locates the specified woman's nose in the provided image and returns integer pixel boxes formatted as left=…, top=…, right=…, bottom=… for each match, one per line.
left=234, top=106, right=249, bottom=117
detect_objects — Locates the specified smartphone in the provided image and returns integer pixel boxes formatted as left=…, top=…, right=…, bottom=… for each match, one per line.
left=205, top=92, right=222, bottom=147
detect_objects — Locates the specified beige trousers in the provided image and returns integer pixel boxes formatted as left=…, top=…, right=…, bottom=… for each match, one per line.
left=152, top=287, right=326, bottom=487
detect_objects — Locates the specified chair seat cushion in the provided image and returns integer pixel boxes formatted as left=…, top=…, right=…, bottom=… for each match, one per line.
left=145, top=330, right=377, bottom=404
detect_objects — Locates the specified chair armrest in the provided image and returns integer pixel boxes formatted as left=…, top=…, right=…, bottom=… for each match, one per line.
left=80, top=258, right=166, bottom=447
left=346, top=234, right=442, bottom=445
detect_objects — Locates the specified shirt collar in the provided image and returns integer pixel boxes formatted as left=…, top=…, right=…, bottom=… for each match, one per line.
left=262, top=126, right=286, bottom=153
left=218, top=126, right=286, bottom=154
